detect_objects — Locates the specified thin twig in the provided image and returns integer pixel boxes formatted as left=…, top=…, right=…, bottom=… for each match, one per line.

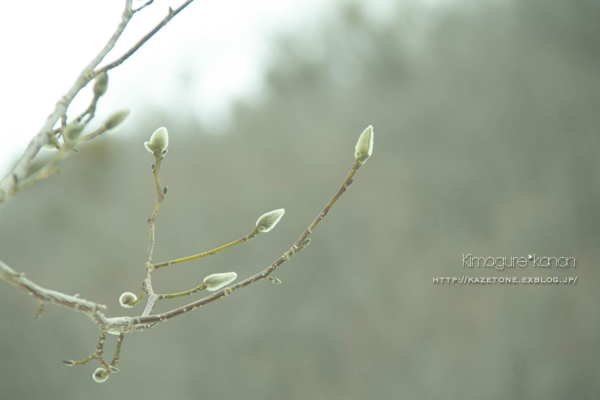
left=134, top=160, right=363, bottom=326
left=0, top=0, right=196, bottom=204
left=98, top=0, right=195, bottom=73
left=0, top=3, right=135, bottom=203
left=140, top=155, right=165, bottom=317
left=159, top=283, right=207, bottom=300
left=154, top=228, right=260, bottom=269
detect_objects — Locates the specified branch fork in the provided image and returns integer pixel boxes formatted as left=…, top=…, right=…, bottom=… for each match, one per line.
left=0, top=0, right=375, bottom=383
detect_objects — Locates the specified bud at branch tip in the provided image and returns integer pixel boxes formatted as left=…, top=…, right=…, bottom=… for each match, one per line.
left=354, top=125, right=374, bottom=164
left=203, top=272, right=237, bottom=291
left=256, top=208, right=285, bottom=232
left=144, top=126, right=169, bottom=155
left=93, top=72, right=108, bottom=97
left=104, top=109, right=130, bottom=130
left=93, top=367, right=109, bottom=383
left=119, top=292, right=137, bottom=308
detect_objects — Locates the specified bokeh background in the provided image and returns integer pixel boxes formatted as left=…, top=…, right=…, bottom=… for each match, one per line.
left=1, top=0, right=599, bottom=399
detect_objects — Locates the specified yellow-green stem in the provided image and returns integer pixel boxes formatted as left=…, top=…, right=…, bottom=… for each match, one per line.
left=154, top=228, right=260, bottom=269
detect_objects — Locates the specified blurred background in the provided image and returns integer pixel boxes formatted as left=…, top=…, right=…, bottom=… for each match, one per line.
left=1, top=0, right=599, bottom=399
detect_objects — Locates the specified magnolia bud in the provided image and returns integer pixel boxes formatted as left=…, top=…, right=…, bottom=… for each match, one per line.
left=94, top=72, right=109, bottom=97
left=63, top=123, right=84, bottom=144
left=92, top=367, right=109, bottom=383
left=103, top=109, right=130, bottom=130
left=144, top=127, right=169, bottom=155
left=354, top=125, right=374, bottom=164
left=119, top=292, right=137, bottom=308
left=203, top=272, right=237, bottom=291
left=255, top=208, right=285, bottom=232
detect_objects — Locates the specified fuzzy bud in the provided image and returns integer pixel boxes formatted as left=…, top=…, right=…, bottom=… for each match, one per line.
left=354, top=125, right=374, bottom=164
left=119, top=292, right=137, bottom=308
left=255, top=208, right=285, bottom=232
left=63, top=123, right=84, bottom=144
left=144, top=127, right=169, bottom=155
left=103, top=109, right=130, bottom=130
left=93, top=72, right=109, bottom=97
left=203, top=272, right=237, bottom=291
left=92, top=367, right=109, bottom=383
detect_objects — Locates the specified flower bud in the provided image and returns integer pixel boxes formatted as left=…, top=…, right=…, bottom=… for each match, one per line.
left=103, top=109, right=130, bottom=130
left=63, top=123, right=84, bottom=144
left=144, top=126, right=169, bottom=154
left=92, top=367, right=109, bottom=383
left=93, top=72, right=109, bottom=97
left=119, top=292, right=137, bottom=308
left=203, top=272, right=237, bottom=291
left=354, top=125, right=374, bottom=164
left=255, top=208, right=285, bottom=232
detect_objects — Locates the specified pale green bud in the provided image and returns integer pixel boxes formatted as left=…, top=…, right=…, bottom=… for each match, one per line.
left=354, top=125, right=374, bottom=164
left=119, top=292, right=137, bottom=308
left=103, top=109, right=130, bottom=130
left=144, top=126, right=169, bottom=155
left=299, top=238, right=311, bottom=249
left=255, top=208, right=285, bottom=232
left=203, top=272, right=237, bottom=291
left=92, top=367, right=109, bottom=383
left=63, top=123, right=84, bottom=144
left=93, top=72, right=109, bottom=97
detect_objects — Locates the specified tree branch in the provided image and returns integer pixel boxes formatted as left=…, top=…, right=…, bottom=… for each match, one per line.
left=134, top=159, right=363, bottom=326
left=98, top=0, right=195, bottom=74
left=0, top=125, right=374, bottom=381
left=0, top=0, right=196, bottom=204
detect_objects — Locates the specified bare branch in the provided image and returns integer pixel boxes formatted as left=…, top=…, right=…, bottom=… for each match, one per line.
left=134, top=160, right=364, bottom=326
left=0, top=256, right=146, bottom=339
left=98, top=0, right=195, bottom=74
left=0, top=4, right=135, bottom=203
left=0, top=0, right=197, bottom=204
left=154, top=228, right=260, bottom=269
left=140, top=153, right=166, bottom=318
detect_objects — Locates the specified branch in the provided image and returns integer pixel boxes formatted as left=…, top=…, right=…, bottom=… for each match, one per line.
left=140, top=152, right=166, bottom=318
left=154, top=228, right=261, bottom=269
left=98, top=0, right=196, bottom=74
left=134, top=158, right=365, bottom=326
left=0, top=0, right=196, bottom=205
left=0, top=259, right=135, bottom=333
left=0, top=124, right=374, bottom=382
